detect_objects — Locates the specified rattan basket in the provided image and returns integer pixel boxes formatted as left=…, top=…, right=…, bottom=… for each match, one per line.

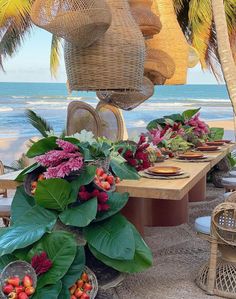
left=67, top=101, right=102, bottom=137
left=64, top=0, right=145, bottom=92
left=96, top=76, right=154, bottom=110
left=144, top=47, right=175, bottom=85
left=96, top=102, right=125, bottom=141
left=31, top=0, right=112, bottom=48
left=146, top=0, right=189, bottom=84
left=0, top=261, right=37, bottom=299
left=129, top=0, right=162, bottom=39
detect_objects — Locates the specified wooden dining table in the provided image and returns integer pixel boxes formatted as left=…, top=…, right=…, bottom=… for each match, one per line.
left=0, top=143, right=235, bottom=235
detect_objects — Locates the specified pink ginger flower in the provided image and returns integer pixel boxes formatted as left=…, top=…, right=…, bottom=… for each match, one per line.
left=149, top=129, right=165, bottom=146
left=36, top=151, right=82, bottom=168
left=185, top=113, right=209, bottom=137
left=56, top=139, right=78, bottom=152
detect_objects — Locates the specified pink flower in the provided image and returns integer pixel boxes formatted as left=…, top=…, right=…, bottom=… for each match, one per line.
left=185, top=113, right=209, bottom=137
left=36, top=151, right=81, bottom=168
left=31, top=251, right=53, bottom=276
left=56, top=139, right=78, bottom=153
left=149, top=129, right=165, bottom=146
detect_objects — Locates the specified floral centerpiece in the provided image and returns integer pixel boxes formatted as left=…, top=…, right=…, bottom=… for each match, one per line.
left=0, top=133, right=152, bottom=298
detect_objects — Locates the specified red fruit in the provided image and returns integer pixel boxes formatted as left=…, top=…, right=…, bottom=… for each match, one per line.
left=25, top=286, right=35, bottom=296
left=7, top=276, right=20, bottom=287
left=102, top=181, right=110, bottom=190
left=77, top=279, right=84, bottom=289
left=74, top=288, right=83, bottom=298
left=71, top=296, right=77, bottom=299
left=31, top=181, right=37, bottom=188
left=69, top=284, right=77, bottom=294
left=97, top=192, right=109, bottom=204
left=83, top=283, right=92, bottom=292
left=22, top=275, right=33, bottom=288
left=2, top=284, right=14, bottom=294
left=79, top=191, right=91, bottom=201
left=115, top=177, right=121, bottom=184
left=96, top=168, right=104, bottom=177
left=81, top=272, right=89, bottom=282
left=80, top=293, right=90, bottom=299
left=102, top=173, right=108, bottom=180
left=18, top=292, right=29, bottom=299
left=106, top=176, right=114, bottom=184
left=91, top=189, right=100, bottom=198
left=15, top=286, right=25, bottom=294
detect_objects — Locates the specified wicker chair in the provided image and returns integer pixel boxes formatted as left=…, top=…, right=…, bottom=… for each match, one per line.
left=195, top=202, right=236, bottom=298
left=0, top=161, right=13, bottom=226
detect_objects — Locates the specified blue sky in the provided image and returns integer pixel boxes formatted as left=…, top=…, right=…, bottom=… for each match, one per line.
left=0, top=28, right=220, bottom=84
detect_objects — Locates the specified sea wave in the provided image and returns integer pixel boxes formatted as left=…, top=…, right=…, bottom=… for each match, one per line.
left=26, top=101, right=69, bottom=106
left=0, top=107, right=13, bottom=112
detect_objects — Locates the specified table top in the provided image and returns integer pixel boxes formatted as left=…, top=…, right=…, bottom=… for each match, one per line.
left=0, top=143, right=235, bottom=199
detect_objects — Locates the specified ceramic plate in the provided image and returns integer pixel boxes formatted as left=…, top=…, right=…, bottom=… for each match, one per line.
left=148, top=166, right=181, bottom=175
left=206, top=141, right=225, bottom=146
left=178, top=152, right=204, bottom=160
left=197, top=146, right=219, bottom=152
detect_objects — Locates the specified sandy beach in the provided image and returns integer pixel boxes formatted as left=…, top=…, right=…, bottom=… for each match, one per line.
left=0, top=119, right=235, bottom=167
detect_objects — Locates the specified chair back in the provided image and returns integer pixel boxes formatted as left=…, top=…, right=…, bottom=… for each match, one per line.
left=0, top=161, right=7, bottom=197
left=211, top=202, right=236, bottom=246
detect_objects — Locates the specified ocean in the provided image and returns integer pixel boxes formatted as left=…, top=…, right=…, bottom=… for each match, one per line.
left=0, top=82, right=233, bottom=139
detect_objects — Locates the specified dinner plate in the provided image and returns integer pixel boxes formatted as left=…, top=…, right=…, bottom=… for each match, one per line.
left=178, top=152, right=204, bottom=160
left=148, top=166, right=181, bottom=175
left=145, top=169, right=184, bottom=177
left=197, top=146, right=219, bottom=152
left=215, top=139, right=231, bottom=144
left=206, top=141, right=225, bottom=146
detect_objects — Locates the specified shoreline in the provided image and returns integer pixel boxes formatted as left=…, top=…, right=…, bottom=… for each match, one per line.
left=0, top=119, right=235, bottom=166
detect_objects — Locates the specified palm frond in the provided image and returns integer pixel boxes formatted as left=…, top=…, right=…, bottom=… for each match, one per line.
left=26, top=109, right=53, bottom=137
left=0, top=0, right=33, bottom=69
left=50, top=34, right=62, bottom=78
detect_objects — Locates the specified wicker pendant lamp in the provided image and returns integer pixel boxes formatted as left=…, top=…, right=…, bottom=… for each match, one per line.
left=64, top=0, right=145, bottom=92
left=144, top=48, right=175, bottom=85
left=96, top=76, right=154, bottom=111
left=129, top=0, right=162, bottom=39
left=31, top=0, right=112, bottom=48
left=147, top=0, right=189, bottom=85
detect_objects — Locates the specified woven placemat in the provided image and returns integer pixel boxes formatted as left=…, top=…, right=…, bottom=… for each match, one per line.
left=173, top=157, right=214, bottom=163
left=139, top=171, right=190, bottom=180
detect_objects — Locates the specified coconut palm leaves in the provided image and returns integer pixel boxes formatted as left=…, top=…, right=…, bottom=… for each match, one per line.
left=173, top=0, right=236, bottom=80
left=50, top=34, right=62, bottom=78
left=0, top=0, right=33, bottom=69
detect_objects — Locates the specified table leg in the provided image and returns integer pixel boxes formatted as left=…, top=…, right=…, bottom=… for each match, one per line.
left=189, top=175, right=206, bottom=202
left=121, top=197, right=145, bottom=236
left=144, top=194, right=189, bottom=227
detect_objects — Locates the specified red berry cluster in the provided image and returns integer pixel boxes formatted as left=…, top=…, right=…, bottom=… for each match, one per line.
left=31, top=251, right=53, bottom=276
left=2, top=275, right=35, bottom=299
left=79, top=186, right=109, bottom=212
left=118, top=135, right=151, bottom=171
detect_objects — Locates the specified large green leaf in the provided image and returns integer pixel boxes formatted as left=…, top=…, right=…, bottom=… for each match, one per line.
left=0, top=254, right=17, bottom=271
left=95, top=192, right=129, bottom=222
left=89, top=223, right=153, bottom=273
left=209, top=127, right=224, bottom=141
left=15, top=163, right=40, bottom=182
left=28, top=231, right=77, bottom=289
left=26, top=137, right=57, bottom=158
left=59, top=198, right=97, bottom=227
left=163, top=113, right=184, bottom=123
left=146, top=118, right=166, bottom=130
left=11, top=186, right=35, bottom=224
left=182, top=108, right=201, bottom=121
left=32, top=281, right=62, bottom=299
left=70, top=165, right=96, bottom=195
left=110, top=158, right=140, bottom=180
left=84, top=214, right=135, bottom=260
left=35, top=179, right=75, bottom=211
left=0, top=206, right=57, bottom=256
left=59, top=246, right=85, bottom=298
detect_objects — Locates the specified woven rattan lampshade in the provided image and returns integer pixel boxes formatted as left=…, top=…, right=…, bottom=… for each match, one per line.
left=146, top=0, right=189, bottom=85
left=96, top=102, right=125, bottom=141
left=144, top=47, right=175, bottom=85
left=96, top=76, right=154, bottom=110
left=129, top=0, right=162, bottom=39
left=31, top=0, right=112, bottom=48
left=67, top=101, right=102, bottom=137
left=64, top=0, right=145, bottom=92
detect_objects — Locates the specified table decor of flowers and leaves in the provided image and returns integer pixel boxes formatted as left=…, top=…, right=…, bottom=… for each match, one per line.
left=0, top=128, right=155, bottom=298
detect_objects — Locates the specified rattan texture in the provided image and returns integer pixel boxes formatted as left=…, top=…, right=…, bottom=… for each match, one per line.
left=196, top=259, right=236, bottom=299
left=96, top=76, right=154, bottom=110
left=146, top=0, right=189, bottom=85
left=64, top=0, right=145, bottom=92
left=31, top=0, right=112, bottom=47
left=66, top=101, right=102, bottom=137
left=129, top=0, right=162, bottom=39
left=144, top=47, right=175, bottom=85
left=0, top=161, right=6, bottom=197
left=211, top=202, right=236, bottom=246
left=96, top=102, right=125, bottom=141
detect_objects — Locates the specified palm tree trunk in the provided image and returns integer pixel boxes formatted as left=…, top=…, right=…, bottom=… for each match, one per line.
left=211, top=0, right=236, bottom=115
